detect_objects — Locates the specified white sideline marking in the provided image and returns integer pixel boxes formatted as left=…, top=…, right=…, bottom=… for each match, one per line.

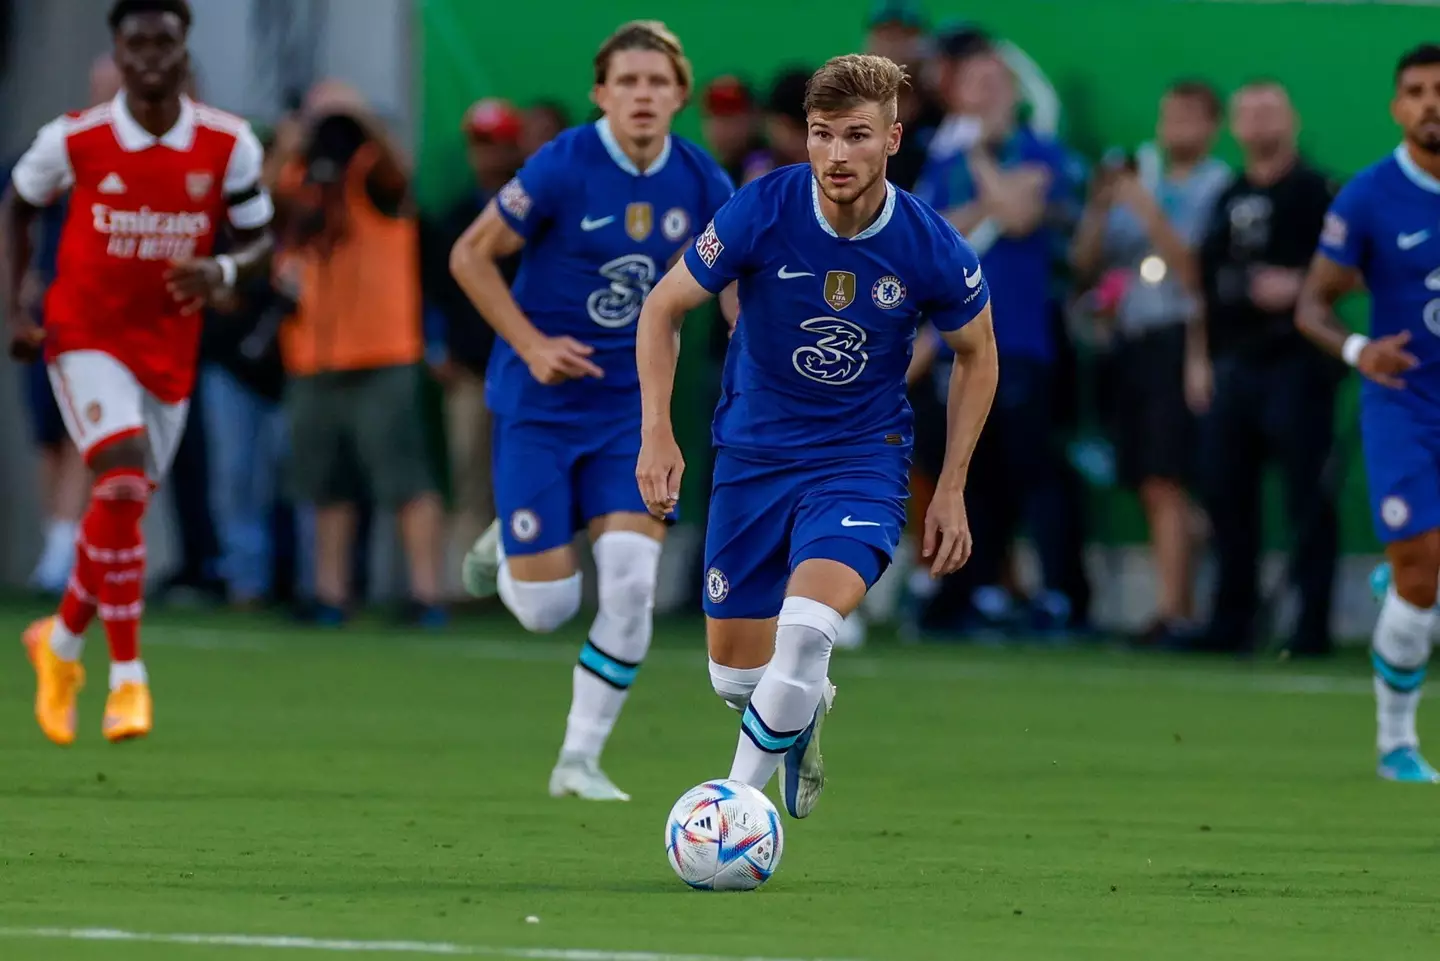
left=155, top=630, right=1372, bottom=698
left=0, top=928, right=861, bottom=961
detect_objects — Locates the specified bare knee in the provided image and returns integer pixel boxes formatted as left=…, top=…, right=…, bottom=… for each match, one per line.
left=89, top=435, right=148, bottom=478
left=1388, top=533, right=1440, bottom=609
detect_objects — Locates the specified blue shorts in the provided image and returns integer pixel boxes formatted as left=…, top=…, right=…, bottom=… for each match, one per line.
left=1361, top=396, right=1440, bottom=543
left=491, top=413, right=666, bottom=557
left=703, top=449, right=909, bottom=620
left=23, top=356, right=66, bottom=447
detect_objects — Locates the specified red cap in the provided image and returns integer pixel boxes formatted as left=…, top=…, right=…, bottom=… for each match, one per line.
left=703, top=76, right=753, bottom=117
left=464, top=98, right=522, bottom=143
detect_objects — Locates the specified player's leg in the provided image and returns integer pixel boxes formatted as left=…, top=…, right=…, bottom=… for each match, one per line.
left=1361, top=410, right=1440, bottom=782
left=26, top=357, right=82, bottom=594
left=484, top=416, right=582, bottom=632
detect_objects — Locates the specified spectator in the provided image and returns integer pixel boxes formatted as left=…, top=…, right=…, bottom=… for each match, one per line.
left=200, top=124, right=293, bottom=609
left=913, top=48, right=1088, bottom=633
left=520, top=100, right=570, bottom=159
left=700, top=76, right=763, bottom=186
left=863, top=0, right=940, bottom=189
left=423, top=99, right=522, bottom=599
left=742, top=67, right=811, bottom=184
left=1196, top=81, right=1340, bottom=656
left=1071, top=79, right=1231, bottom=644
left=278, top=89, right=446, bottom=626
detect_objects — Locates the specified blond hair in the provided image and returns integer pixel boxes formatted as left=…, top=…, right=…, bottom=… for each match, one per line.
left=594, top=20, right=693, bottom=102
left=805, top=54, right=909, bottom=123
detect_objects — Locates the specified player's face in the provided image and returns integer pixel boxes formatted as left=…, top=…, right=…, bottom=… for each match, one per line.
left=113, top=12, right=188, bottom=103
left=593, top=49, right=685, bottom=146
left=1230, top=86, right=1295, bottom=158
left=1158, top=93, right=1217, bottom=163
left=1393, top=65, right=1440, bottom=155
left=807, top=103, right=901, bottom=206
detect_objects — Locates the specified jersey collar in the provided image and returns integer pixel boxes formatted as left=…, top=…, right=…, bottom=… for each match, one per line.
left=595, top=117, right=671, bottom=177
left=1395, top=144, right=1440, bottom=194
left=111, top=92, right=197, bottom=152
left=810, top=176, right=896, bottom=241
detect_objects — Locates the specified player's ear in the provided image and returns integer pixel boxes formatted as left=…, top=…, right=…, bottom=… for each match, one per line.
left=886, top=122, right=902, bottom=157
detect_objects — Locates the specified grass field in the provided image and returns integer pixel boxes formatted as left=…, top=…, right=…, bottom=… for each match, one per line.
left=1, top=601, right=1437, bottom=961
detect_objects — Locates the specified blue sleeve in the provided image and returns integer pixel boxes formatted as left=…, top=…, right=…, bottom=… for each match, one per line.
left=1317, top=177, right=1367, bottom=270
left=493, top=139, right=567, bottom=241
left=683, top=181, right=761, bottom=293
left=925, top=225, right=991, bottom=333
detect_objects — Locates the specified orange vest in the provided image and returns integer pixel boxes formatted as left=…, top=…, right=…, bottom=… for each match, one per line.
left=280, top=145, right=422, bottom=375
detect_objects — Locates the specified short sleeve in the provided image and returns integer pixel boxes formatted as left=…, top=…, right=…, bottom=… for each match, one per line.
left=683, top=182, right=762, bottom=293
left=11, top=117, right=73, bottom=206
left=1317, top=177, right=1366, bottom=270
left=493, top=139, right=567, bottom=241
left=223, top=122, right=274, bottom=229
left=925, top=226, right=991, bottom=333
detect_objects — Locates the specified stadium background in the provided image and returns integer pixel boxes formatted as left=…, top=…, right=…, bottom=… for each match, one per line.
left=0, top=0, right=1430, bottom=635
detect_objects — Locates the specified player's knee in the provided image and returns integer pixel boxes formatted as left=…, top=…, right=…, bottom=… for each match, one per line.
left=500, top=568, right=582, bottom=634
left=775, top=596, right=844, bottom=663
left=709, top=659, right=768, bottom=713
left=1389, top=539, right=1440, bottom=609
left=89, top=435, right=149, bottom=477
left=593, top=531, right=662, bottom=621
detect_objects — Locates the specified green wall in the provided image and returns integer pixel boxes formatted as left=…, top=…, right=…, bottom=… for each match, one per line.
left=419, top=0, right=1432, bottom=550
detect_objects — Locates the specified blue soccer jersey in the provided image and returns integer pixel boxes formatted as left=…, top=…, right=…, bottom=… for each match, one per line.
left=1318, top=146, right=1440, bottom=542
left=489, top=119, right=732, bottom=555
left=683, top=165, right=991, bottom=617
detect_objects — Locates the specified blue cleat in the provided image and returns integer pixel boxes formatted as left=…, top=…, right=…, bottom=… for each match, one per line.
left=1370, top=563, right=1393, bottom=603
left=781, top=680, right=835, bottom=819
left=1378, top=746, right=1440, bottom=783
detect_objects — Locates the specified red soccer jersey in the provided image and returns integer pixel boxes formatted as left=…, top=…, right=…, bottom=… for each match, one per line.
left=11, top=94, right=273, bottom=403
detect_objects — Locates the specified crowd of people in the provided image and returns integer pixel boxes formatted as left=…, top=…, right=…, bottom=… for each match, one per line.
left=8, top=0, right=1362, bottom=659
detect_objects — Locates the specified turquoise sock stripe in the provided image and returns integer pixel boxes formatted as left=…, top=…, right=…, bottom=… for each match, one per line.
left=1372, top=650, right=1428, bottom=694
left=741, top=705, right=803, bottom=755
left=577, top=640, right=640, bottom=691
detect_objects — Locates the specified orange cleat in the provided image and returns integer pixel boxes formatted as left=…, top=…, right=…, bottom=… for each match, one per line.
left=102, top=682, right=152, bottom=743
left=22, top=617, right=84, bottom=747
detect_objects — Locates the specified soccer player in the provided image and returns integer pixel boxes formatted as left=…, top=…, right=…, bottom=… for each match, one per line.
left=449, top=21, right=735, bottom=801
left=636, top=54, right=998, bottom=817
left=4, top=0, right=273, bottom=746
left=1298, top=43, right=1440, bottom=783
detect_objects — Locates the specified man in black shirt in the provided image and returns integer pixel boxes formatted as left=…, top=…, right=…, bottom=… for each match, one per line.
left=1195, top=81, right=1342, bottom=655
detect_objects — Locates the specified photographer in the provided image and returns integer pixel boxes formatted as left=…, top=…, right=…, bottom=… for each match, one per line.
left=277, top=85, right=445, bottom=627
left=1194, top=81, right=1340, bottom=657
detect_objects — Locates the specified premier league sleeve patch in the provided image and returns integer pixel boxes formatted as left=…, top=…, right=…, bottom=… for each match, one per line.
left=498, top=178, right=532, bottom=221
left=695, top=220, right=724, bottom=268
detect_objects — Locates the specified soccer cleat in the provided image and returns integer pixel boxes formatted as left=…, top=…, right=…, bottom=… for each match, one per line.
left=1370, top=562, right=1392, bottom=603
left=548, top=756, right=631, bottom=801
left=102, top=682, right=152, bottom=743
left=781, top=679, right=836, bottom=819
left=461, top=519, right=502, bottom=599
left=22, top=617, right=84, bottom=746
left=1378, top=746, right=1440, bottom=783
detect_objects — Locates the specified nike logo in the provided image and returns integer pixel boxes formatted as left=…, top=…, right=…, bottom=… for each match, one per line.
left=1398, top=230, right=1431, bottom=250
left=777, top=265, right=814, bottom=279
left=580, top=215, right=615, bottom=232
left=963, top=268, right=982, bottom=289
left=840, top=516, right=880, bottom=528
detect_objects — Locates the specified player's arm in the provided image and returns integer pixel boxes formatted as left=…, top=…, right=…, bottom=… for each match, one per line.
left=1, top=188, right=43, bottom=359
left=634, top=257, right=717, bottom=516
left=1297, top=253, right=1415, bottom=389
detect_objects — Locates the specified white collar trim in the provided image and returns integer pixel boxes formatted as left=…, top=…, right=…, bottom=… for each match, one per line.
left=810, top=176, right=896, bottom=241
left=112, top=93, right=196, bottom=152
left=595, top=117, right=671, bottom=176
left=1395, top=144, right=1440, bottom=195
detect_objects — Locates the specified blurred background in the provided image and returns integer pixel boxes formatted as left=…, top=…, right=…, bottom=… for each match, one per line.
left=0, top=0, right=1430, bottom=649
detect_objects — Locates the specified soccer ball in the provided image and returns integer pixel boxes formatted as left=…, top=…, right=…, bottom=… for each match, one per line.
left=664, top=779, right=783, bottom=891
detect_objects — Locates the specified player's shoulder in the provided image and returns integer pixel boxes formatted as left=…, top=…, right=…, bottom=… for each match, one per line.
left=49, top=102, right=115, bottom=141
left=1338, top=153, right=1407, bottom=202
left=545, top=123, right=602, bottom=164
left=893, top=184, right=963, bottom=244
left=734, top=163, right=809, bottom=204
left=192, top=101, right=253, bottom=140
left=667, top=134, right=734, bottom=183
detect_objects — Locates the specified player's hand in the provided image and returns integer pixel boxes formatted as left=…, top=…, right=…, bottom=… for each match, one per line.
left=636, top=427, right=684, bottom=519
left=6, top=313, right=44, bottom=362
left=524, top=335, right=604, bottom=385
left=923, top=484, right=973, bottom=577
left=1358, top=331, right=1420, bottom=390
left=165, top=258, right=225, bottom=315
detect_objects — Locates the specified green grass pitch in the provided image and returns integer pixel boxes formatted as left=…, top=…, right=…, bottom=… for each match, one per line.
left=0, top=601, right=1436, bottom=961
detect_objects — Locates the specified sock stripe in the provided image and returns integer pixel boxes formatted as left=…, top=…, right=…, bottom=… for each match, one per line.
left=741, top=705, right=804, bottom=754
left=1373, top=650, right=1428, bottom=694
left=577, top=639, right=641, bottom=691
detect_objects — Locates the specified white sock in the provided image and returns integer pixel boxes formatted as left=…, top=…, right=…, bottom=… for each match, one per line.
left=560, top=532, right=661, bottom=763
left=709, top=659, right=769, bottom=713
left=110, top=659, right=147, bottom=690
left=1373, top=588, right=1434, bottom=754
left=729, top=597, right=840, bottom=789
left=49, top=620, right=85, bottom=662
